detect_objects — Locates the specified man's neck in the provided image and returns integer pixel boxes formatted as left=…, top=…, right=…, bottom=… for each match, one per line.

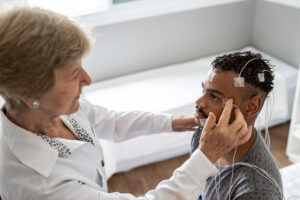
left=216, top=128, right=257, bottom=166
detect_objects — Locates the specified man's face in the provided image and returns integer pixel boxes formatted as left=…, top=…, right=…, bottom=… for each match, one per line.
left=195, top=69, right=246, bottom=124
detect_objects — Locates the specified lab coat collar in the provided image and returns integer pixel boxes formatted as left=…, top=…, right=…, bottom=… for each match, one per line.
left=0, top=110, right=58, bottom=177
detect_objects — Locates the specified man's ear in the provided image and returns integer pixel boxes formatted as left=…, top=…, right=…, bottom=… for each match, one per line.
left=243, top=96, right=262, bottom=117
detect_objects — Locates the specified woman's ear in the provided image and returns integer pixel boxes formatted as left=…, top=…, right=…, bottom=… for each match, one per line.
left=243, top=96, right=262, bottom=117
left=17, top=96, right=35, bottom=109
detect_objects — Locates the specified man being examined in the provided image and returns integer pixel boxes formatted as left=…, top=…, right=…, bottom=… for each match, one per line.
left=191, top=51, right=282, bottom=199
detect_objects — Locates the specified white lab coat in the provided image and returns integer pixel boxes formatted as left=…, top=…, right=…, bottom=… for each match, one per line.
left=0, top=99, right=217, bottom=200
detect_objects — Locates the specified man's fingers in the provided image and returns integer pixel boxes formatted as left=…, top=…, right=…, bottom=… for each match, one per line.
left=237, top=125, right=252, bottom=146
left=217, top=99, right=233, bottom=127
left=202, top=112, right=216, bottom=133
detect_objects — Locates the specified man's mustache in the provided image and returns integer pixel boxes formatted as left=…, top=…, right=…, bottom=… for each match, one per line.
left=195, top=105, right=208, bottom=118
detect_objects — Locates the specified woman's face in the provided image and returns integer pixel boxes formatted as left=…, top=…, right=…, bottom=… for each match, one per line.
left=38, top=58, right=92, bottom=117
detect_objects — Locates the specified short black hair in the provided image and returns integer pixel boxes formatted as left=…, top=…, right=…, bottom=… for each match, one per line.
left=212, top=51, right=274, bottom=95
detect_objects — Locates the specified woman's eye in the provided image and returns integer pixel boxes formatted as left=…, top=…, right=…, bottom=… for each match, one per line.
left=71, top=71, right=81, bottom=80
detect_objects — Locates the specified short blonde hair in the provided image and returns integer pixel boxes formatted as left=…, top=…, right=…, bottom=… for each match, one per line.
left=0, top=7, right=90, bottom=111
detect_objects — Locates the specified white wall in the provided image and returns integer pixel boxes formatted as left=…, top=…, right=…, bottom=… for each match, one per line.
left=83, top=0, right=254, bottom=82
left=252, top=0, right=300, bottom=67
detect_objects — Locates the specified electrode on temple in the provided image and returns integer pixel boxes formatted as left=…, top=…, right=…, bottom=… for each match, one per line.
left=258, top=73, right=265, bottom=82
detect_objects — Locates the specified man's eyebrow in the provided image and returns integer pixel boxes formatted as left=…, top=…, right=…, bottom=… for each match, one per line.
left=207, top=88, right=224, bottom=96
left=202, top=82, right=224, bottom=96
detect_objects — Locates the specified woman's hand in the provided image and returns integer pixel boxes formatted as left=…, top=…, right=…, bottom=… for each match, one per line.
left=199, top=99, right=252, bottom=163
left=172, top=116, right=197, bottom=132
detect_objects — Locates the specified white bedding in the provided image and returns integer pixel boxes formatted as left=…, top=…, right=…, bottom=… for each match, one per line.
left=83, top=46, right=297, bottom=178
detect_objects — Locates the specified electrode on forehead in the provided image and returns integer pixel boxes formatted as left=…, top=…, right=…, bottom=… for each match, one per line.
left=234, top=77, right=245, bottom=87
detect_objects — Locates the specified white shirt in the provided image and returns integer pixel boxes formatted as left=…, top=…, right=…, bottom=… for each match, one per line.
left=0, top=99, right=218, bottom=200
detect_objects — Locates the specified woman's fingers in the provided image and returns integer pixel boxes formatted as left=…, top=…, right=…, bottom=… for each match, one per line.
left=217, top=99, right=233, bottom=127
left=202, top=112, right=216, bottom=132
left=199, top=103, right=252, bottom=163
left=172, top=116, right=197, bottom=132
left=237, top=125, right=252, bottom=146
left=229, top=108, right=245, bottom=134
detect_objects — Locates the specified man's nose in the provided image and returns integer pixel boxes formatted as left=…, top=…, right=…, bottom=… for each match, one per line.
left=195, top=96, right=206, bottom=108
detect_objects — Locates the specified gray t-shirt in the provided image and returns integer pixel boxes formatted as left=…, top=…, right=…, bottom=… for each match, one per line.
left=191, top=127, right=283, bottom=200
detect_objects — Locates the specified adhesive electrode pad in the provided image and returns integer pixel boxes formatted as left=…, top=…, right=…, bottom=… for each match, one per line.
left=234, top=77, right=245, bottom=87
left=258, top=73, right=265, bottom=82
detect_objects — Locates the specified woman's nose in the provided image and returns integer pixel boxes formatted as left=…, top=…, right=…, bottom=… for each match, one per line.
left=81, top=68, right=92, bottom=86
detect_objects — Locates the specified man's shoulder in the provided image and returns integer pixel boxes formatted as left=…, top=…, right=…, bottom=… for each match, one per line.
left=230, top=163, right=282, bottom=199
left=240, top=133, right=280, bottom=174
left=233, top=189, right=282, bottom=200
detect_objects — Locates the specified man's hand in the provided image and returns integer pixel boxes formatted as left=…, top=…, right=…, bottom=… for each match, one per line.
left=172, top=116, right=197, bottom=132
left=199, top=99, right=252, bottom=163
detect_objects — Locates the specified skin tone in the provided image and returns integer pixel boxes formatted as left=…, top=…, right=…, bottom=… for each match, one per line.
left=195, top=69, right=262, bottom=165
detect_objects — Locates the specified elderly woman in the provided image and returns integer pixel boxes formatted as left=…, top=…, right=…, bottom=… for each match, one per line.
left=0, top=7, right=251, bottom=200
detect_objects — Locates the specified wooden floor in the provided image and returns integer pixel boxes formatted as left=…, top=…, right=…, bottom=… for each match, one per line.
left=107, top=121, right=292, bottom=196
